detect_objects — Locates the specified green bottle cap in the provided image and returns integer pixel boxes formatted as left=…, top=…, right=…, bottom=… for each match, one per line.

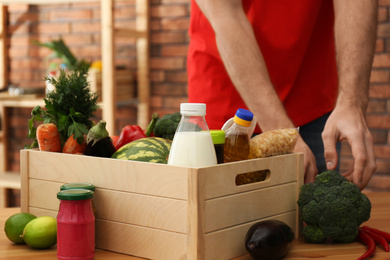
left=60, top=183, right=95, bottom=191
left=57, top=189, right=94, bottom=200
left=210, top=130, right=225, bottom=144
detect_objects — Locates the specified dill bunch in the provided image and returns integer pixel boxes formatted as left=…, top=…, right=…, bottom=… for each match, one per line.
left=26, top=67, right=99, bottom=148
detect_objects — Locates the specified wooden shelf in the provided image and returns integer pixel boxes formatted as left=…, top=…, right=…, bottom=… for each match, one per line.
left=0, top=1, right=150, bottom=207
left=0, top=0, right=97, bottom=3
left=101, top=0, right=150, bottom=133
left=0, top=0, right=150, bottom=135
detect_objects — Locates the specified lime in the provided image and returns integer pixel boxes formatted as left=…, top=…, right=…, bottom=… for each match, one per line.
left=4, top=212, right=37, bottom=244
left=21, top=216, right=57, bottom=249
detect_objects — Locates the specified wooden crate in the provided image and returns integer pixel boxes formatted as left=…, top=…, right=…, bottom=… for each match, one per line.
left=87, top=68, right=135, bottom=102
left=20, top=150, right=303, bottom=260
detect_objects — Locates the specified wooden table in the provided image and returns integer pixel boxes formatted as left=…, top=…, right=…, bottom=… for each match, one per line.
left=0, top=192, right=388, bottom=259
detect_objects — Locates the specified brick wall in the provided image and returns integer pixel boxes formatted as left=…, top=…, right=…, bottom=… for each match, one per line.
left=360, top=0, right=390, bottom=191
left=2, top=1, right=390, bottom=196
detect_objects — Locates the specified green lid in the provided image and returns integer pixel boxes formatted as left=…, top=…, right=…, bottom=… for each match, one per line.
left=60, top=183, right=95, bottom=191
left=210, top=130, right=225, bottom=144
left=57, top=189, right=94, bottom=200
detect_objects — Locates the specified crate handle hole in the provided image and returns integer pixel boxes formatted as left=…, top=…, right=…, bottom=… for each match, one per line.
left=235, top=169, right=270, bottom=186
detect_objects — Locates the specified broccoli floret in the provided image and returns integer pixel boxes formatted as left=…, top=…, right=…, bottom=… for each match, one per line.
left=315, top=170, right=346, bottom=187
left=297, top=170, right=371, bottom=244
left=357, top=193, right=372, bottom=224
left=297, top=182, right=315, bottom=207
left=301, top=200, right=321, bottom=225
left=302, top=226, right=325, bottom=244
left=153, top=112, right=181, bottom=140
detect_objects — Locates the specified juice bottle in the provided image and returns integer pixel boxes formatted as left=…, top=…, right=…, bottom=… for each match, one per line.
left=168, top=103, right=217, bottom=167
left=224, top=108, right=254, bottom=163
left=57, top=189, right=95, bottom=260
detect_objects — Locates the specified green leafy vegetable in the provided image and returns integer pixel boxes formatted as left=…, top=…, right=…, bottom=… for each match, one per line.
left=297, top=170, right=371, bottom=244
left=153, top=112, right=181, bottom=141
left=32, top=38, right=90, bottom=71
left=26, top=67, right=99, bottom=148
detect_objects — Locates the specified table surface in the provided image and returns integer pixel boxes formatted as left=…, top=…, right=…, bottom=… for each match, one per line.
left=0, top=192, right=388, bottom=259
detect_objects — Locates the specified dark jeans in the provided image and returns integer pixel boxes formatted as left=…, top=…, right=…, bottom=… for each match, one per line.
left=299, top=112, right=341, bottom=174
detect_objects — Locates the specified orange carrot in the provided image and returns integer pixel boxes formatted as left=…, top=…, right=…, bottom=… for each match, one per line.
left=36, top=123, right=62, bottom=152
left=63, top=134, right=87, bottom=154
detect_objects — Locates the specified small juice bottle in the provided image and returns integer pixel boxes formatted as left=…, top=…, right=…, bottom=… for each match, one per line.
left=57, top=189, right=95, bottom=260
left=224, top=108, right=254, bottom=163
left=210, top=130, right=225, bottom=164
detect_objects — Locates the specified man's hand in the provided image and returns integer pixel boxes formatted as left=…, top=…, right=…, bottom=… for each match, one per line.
left=331, top=0, right=378, bottom=189
left=294, top=136, right=318, bottom=184
left=322, top=106, right=376, bottom=189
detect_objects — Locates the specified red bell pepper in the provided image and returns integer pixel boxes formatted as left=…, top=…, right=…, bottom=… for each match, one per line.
left=114, top=113, right=160, bottom=150
left=111, top=135, right=119, bottom=147
left=115, top=125, right=146, bottom=150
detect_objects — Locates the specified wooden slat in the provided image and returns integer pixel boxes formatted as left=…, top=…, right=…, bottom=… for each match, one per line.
left=20, top=149, right=29, bottom=212
left=28, top=179, right=188, bottom=233
left=204, top=183, right=297, bottom=232
left=0, top=104, right=6, bottom=173
left=21, top=150, right=189, bottom=199
left=0, top=172, right=20, bottom=189
left=204, top=211, right=297, bottom=260
left=187, top=168, right=206, bottom=259
left=101, top=0, right=115, bottom=135
left=0, top=98, right=44, bottom=108
left=0, top=5, right=7, bottom=90
left=96, top=219, right=187, bottom=260
left=201, top=153, right=302, bottom=199
left=115, top=28, right=147, bottom=39
left=136, top=0, right=150, bottom=129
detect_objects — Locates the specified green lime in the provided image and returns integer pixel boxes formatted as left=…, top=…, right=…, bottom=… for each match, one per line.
left=21, top=216, right=57, bottom=249
left=4, top=212, right=37, bottom=244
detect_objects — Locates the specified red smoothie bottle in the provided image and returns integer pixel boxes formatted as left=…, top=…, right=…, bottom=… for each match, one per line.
left=57, top=189, right=95, bottom=260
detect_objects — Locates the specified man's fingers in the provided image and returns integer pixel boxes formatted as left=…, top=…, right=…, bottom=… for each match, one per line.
left=341, top=131, right=376, bottom=189
left=348, top=130, right=376, bottom=189
left=360, top=132, right=377, bottom=189
left=322, top=130, right=338, bottom=170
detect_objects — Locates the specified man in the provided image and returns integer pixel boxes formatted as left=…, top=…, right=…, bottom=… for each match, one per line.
left=187, top=0, right=377, bottom=189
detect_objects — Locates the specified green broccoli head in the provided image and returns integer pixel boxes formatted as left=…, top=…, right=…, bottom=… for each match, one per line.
left=153, top=112, right=181, bottom=140
left=297, top=170, right=371, bottom=244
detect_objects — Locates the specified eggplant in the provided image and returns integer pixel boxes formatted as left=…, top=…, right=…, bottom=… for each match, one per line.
left=84, top=120, right=116, bottom=158
left=84, top=136, right=116, bottom=158
left=245, top=220, right=294, bottom=260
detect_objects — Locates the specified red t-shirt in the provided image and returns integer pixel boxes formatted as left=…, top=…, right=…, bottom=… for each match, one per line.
left=187, top=0, right=338, bottom=130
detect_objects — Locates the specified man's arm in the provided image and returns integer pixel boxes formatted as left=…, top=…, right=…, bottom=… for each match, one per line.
left=195, top=0, right=318, bottom=182
left=322, top=0, right=378, bottom=189
left=195, top=0, right=291, bottom=130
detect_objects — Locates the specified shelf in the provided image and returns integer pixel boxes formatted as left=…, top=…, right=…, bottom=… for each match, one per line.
left=101, top=0, right=150, bottom=134
left=0, top=0, right=97, bottom=4
left=0, top=0, right=150, bottom=174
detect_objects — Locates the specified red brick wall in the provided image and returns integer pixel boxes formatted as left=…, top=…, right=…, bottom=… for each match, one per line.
left=3, top=1, right=390, bottom=193
left=360, top=0, right=390, bottom=191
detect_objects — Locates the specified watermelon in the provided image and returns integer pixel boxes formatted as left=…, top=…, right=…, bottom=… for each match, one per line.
left=111, top=137, right=172, bottom=164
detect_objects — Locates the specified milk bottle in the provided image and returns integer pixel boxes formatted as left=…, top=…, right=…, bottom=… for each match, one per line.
left=168, top=103, right=217, bottom=167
